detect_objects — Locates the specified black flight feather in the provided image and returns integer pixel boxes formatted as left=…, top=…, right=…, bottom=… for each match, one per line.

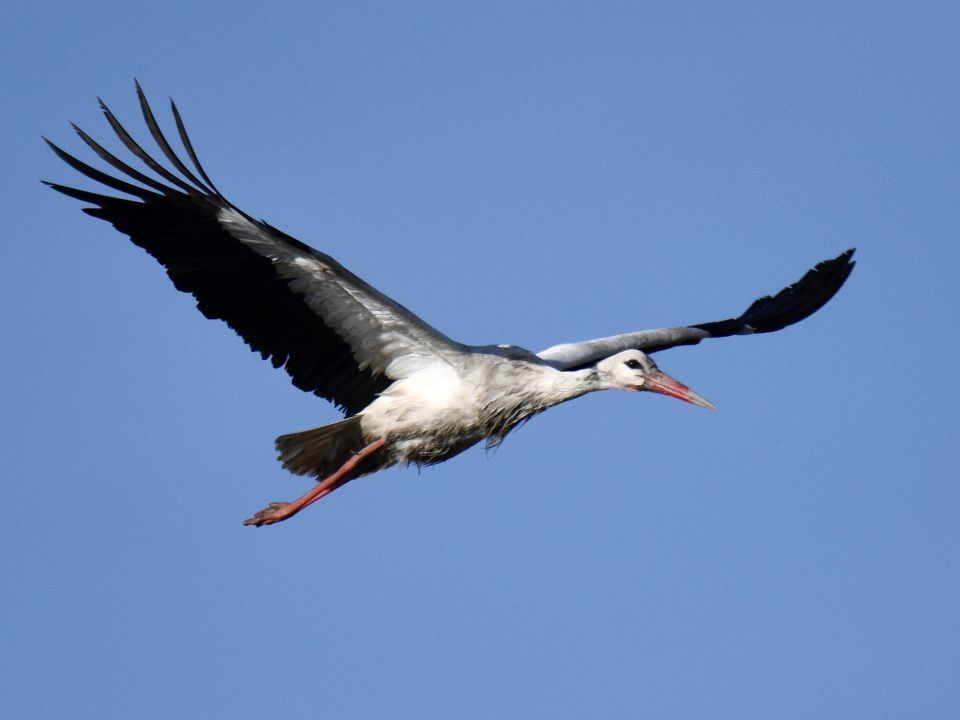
left=46, top=84, right=390, bottom=416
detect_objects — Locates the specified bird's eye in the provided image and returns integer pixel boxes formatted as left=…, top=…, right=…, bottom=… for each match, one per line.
left=624, top=359, right=642, bottom=370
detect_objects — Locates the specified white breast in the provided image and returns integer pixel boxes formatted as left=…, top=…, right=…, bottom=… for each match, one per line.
left=359, top=358, right=481, bottom=440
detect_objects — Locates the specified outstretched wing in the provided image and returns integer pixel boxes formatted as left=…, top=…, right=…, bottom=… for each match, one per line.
left=538, top=249, right=856, bottom=370
left=46, top=82, right=462, bottom=416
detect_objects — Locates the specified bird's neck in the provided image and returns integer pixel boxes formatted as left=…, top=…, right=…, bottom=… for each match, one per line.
left=481, top=365, right=603, bottom=445
left=529, top=366, right=603, bottom=411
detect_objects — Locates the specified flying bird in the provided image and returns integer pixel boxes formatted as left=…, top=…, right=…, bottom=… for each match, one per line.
left=46, top=84, right=855, bottom=527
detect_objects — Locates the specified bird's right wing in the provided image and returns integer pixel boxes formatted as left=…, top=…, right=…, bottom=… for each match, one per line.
left=538, top=249, right=856, bottom=370
left=46, top=83, right=464, bottom=416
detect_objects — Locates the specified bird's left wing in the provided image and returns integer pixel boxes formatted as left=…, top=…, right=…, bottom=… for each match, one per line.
left=538, top=249, right=855, bottom=370
left=45, top=83, right=463, bottom=416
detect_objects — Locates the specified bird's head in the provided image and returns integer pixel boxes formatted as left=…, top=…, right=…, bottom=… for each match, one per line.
left=596, top=350, right=715, bottom=409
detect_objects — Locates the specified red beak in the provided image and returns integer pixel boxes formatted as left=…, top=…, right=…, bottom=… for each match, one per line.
left=643, top=370, right=715, bottom=410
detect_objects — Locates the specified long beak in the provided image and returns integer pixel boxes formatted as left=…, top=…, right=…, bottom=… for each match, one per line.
left=643, top=370, right=715, bottom=410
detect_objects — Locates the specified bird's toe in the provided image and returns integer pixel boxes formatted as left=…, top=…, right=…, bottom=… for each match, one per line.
left=243, top=501, right=291, bottom=527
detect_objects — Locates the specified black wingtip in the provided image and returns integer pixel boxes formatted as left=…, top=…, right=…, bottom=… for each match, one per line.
left=693, top=248, right=856, bottom=338
left=741, top=247, right=856, bottom=333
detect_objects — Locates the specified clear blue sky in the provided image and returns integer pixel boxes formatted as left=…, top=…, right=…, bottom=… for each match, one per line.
left=3, top=2, right=958, bottom=718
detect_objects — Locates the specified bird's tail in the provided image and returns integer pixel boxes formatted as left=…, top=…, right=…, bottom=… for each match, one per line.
left=275, top=416, right=369, bottom=478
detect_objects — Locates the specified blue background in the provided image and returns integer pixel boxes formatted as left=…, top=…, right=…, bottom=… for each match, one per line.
left=3, top=2, right=958, bottom=718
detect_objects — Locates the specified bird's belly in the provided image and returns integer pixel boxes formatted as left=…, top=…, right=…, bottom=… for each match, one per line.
left=358, top=366, right=488, bottom=464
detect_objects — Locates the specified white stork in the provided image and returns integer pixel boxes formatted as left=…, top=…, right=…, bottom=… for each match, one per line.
left=45, top=84, right=855, bottom=526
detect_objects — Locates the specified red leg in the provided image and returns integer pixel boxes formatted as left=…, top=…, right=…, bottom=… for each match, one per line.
left=243, top=437, right=386, bottom=527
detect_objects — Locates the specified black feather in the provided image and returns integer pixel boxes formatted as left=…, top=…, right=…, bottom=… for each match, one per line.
left=692, top=249, right=856, bottom=338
